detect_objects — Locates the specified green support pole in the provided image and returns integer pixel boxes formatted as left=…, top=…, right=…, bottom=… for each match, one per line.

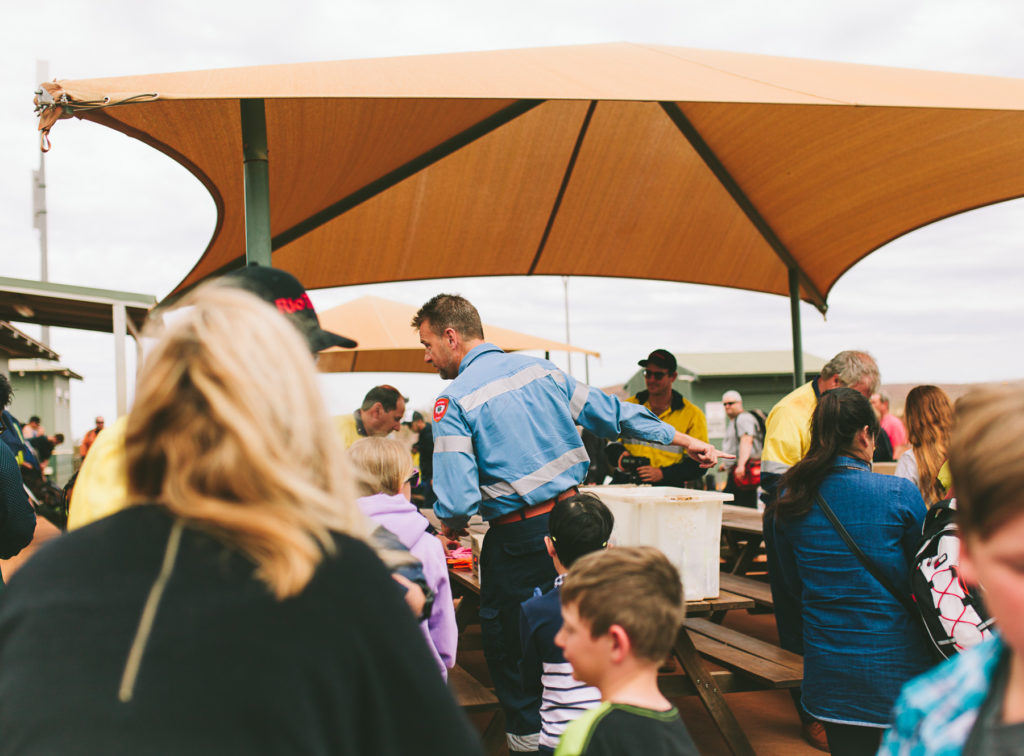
left=789, top=267, right=804, bottom=389
left=241, top=99, right=272, bottom=266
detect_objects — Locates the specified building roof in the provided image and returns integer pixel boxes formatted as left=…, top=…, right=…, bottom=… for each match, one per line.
left=0, top=322, right=59, bottom=361
left=672, top=351, right=827, bottom=378
left=0, top=277, right=155, bottom=333
left=7, top=358, right=83, bottom=381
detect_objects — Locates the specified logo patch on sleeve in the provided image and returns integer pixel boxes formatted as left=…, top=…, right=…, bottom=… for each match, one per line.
left=433, top=398, right=450, bottom=422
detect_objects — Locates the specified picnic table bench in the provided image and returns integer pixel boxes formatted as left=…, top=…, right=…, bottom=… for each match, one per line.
left=720, top=504, right=766, bottom=575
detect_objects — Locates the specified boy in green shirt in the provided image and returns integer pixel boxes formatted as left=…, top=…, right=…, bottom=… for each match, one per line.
left=553, top=546, right=698, bottom=756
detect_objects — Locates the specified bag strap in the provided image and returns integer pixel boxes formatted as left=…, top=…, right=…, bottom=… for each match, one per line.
left=814, top=493, right=917, bottom=616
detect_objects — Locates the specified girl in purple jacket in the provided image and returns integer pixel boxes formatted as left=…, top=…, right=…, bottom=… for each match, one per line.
left=348, top=437, right=458, bottom=678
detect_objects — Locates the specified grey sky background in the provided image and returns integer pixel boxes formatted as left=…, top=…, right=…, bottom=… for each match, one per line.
left=2, top=0, right=1023, bottom=439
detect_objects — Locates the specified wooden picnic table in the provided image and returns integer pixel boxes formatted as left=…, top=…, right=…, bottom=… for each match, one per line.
left=720, top=503, right=765, bottom=575
left=447, top=562, right=772, bottom=756
left=435, top=506, right=801, bottom=755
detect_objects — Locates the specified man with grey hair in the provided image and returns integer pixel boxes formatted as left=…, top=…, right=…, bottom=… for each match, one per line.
left=761, top=350, right=879, bottom=498
left=759, top=349, right=879, bottom=751
left=719, top=390, right=763, bottom=508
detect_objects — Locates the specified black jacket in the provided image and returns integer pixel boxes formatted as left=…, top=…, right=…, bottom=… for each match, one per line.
left=0, top=505, right=481, bottom=756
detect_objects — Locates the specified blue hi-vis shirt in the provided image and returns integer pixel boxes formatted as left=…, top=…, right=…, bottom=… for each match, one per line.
left=432, top=343, right=676, bottom=525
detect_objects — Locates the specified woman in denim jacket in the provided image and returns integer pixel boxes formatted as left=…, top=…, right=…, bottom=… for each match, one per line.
left=764, top=388, right=935, bottom=756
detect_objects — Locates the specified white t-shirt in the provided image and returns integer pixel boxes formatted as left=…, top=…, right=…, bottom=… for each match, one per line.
left=894, top=448, right=918, bottom=486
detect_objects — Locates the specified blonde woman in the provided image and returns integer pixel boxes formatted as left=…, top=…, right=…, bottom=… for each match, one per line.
left=895, top=385, right=954, bottom=508
left=0, top=284, right=481, bottom=756
left=348, top=437, right=457, bottom=680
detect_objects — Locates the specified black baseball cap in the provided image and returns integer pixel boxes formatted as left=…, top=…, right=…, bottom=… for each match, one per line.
left=223, top=265, right=357, bottom=352
left=638, top=349, right=677, bottom=373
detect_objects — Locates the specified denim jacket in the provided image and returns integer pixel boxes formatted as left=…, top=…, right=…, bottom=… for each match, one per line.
left=764, top=456, right=935, bottom=725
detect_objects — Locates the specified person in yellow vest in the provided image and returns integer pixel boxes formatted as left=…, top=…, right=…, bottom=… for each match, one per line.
left=334, top=385, right=407, bottom=449
left=610, top=349, right=708, bottom=487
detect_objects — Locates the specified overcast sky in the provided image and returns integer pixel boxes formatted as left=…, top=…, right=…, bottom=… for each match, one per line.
left=2, top=0, right=1023, bottom=439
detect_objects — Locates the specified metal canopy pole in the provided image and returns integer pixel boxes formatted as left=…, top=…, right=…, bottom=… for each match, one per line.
left=789, top=268, right=804, bottom=389
left=113, top=303, right=128, bottom=417
left=241, top=99, right=272, bottom=266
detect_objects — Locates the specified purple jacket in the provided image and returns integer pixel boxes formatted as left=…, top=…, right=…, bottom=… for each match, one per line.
left=358, top=493, right=457, bottom=677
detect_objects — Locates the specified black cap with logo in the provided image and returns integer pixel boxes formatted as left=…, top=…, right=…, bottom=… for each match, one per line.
left=223, top=265, right=357, bottom=352
left=638, top=349, right=677, bottom=373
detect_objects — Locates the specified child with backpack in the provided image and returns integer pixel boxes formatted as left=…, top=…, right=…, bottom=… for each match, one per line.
left=880, top=384, right=1024, bottom=755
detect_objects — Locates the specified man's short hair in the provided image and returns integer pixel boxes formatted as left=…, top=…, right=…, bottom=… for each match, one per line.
left=360, top=385, right=406, bottom=413
left=722, top=390, right=742, bottom=403
left=54, top=433, right=65, bottom=444
left=0, top=375, right=12, bottom=408
left=560, top=546, right=684, bottom=663
left=411, top=294, right=485, bottom=341
left=949, top=384, right=1024, bottom=541
left=549, top=493, right=614, bottom=569
left=875, top=391, right=891, bottom=406
left=821, top=350, right=880, bottom=394
left=28, top=416, right=41, bottom=425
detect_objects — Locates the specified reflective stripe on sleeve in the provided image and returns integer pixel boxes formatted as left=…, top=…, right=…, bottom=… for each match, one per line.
left=433, top=435, right=474, bottom=454
left=480, top=480, right=517, bottom=500
left=569, top=382, right=589, bottom=421
left=762, top=459, right=791, bottom=475
left=458, top=364, right=559, bottom=412
left=480, top=447, right=589, bottom=501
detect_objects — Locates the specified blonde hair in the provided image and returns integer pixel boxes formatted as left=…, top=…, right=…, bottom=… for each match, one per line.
left=904, top=385, right=954, bottom=507
left=560, top=546, right=684, bottom=663
left=949, top=383, right=1024, bottom=541
left=126, top=283, right=370, bottom=599
left=347, top=437, right=413, bottom=497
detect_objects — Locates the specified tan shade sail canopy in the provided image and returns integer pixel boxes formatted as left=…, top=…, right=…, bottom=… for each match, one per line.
left=316, top=295, right=598, bottom=373
left=36, top=43, right=1024, bottom=312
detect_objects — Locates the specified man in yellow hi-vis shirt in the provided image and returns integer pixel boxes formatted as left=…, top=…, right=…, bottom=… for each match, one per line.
left=760, top=350, right=880, bottom=503
left=612, top=349, right=708, bottom=487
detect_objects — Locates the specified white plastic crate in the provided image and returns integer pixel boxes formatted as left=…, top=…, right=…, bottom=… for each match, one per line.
left=580, top=485, right=731, bottom=601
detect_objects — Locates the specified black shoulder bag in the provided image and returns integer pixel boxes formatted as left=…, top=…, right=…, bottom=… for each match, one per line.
left=814, top=493, right=917, bottom=616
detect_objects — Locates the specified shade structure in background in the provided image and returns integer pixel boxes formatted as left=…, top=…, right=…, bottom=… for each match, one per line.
left=315, top=295, right=598, bottom=373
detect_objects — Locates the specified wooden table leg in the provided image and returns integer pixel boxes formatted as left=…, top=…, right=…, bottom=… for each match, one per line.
left=481, top=709, right=507, bottom=756
left=455, top=592, right=481, bottom=634
left=673, top=628, right=756, bottom=756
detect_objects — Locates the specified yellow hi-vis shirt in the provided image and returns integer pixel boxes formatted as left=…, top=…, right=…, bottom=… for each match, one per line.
left=622, top=390, right=708, bottom=467
left=334, top=411, right=368, bottom=450
left=761, top=380, right=819, bottom=478
left=68, top=416, right=129, bottom=531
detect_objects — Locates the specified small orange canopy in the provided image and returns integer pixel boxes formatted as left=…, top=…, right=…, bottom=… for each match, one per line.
left=35, top=43, right=1024, bottom=312
left=316, top=295, right=598, bottom=373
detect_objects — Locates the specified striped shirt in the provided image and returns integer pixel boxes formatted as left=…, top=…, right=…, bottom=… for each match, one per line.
left=521, top=578, right=602, bottom=752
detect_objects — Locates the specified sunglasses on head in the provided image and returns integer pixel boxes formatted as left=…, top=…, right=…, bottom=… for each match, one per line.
left=643, top=369, right=668, bottom=379
left=405, top=468, right=421, bottom=489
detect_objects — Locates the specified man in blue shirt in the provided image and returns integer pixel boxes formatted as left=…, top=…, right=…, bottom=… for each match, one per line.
left=413, top=294, right=725, bottom=754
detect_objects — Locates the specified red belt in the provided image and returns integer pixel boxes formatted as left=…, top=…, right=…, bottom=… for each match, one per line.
left=492, top=487, right=579, bottom=526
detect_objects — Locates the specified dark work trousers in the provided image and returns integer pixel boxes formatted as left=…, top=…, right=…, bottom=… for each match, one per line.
left=822, top=722, right=884, bottom=756
left=724, top=474, right=758, bottom=508
left=479, top=512, right=558, bottom=750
